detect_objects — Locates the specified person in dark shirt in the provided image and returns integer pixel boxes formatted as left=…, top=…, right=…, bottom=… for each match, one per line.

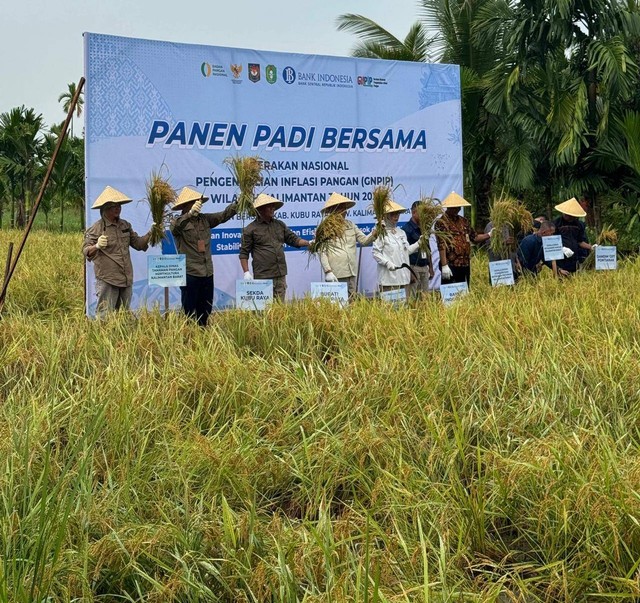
left=517, top=221, right=557, bottom=276
left=553, top=198, right=594, bottom=274
left=402, top=201, right=434, bottom=298
left=239, top=194, right=311, bottom=301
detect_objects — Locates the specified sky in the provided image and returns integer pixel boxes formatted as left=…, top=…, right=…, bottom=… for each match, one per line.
left=1, top=0, right=420, bottom=129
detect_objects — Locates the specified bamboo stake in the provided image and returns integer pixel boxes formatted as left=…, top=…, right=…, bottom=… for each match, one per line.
left=0, top=77, right=85, bottom=315
left=2, top=243, right=13, bottom=293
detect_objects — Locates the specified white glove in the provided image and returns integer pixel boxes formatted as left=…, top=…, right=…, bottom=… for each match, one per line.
left=189, top=200, right=203, bottom=216
left=96, top=235, right=108, bottom=249
left=325, top=272, right=338, bottom=282
left=243, top=271, right=253, bottom=280
left=591, top=244, right=598, bottom=249
left=562, top=246, right=574, bottom=258
left=488, top=228, right=494, bottom=237
left=385, top=261, right=397, bottom=271
left=441, top=265, right=453, bottom=280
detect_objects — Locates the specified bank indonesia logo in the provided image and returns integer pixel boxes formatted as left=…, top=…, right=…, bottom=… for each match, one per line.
left=266, top=64, right=277, bottom=84
left=248, top=63, right=260, bottom=83
left=283, top=66, right=296, bottom=85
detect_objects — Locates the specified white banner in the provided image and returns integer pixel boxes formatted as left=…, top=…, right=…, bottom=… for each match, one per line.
left=84, top=33, right=462, bottom=315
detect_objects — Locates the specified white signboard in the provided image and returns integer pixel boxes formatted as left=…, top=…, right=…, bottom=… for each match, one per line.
left=310, top=282, right=349, bottom=306
left=440, top=282, right=468, bottom=305
left=236, top=279, right=273, bottom=310
left=489, top=260, right=515, bottom=287
left=542, top=235, right=564, bottom=261
left=147, top=254, right=186, bottom=287
left=595, top=246, right=617, bottom=270
left=379, top=287, right=407, bottom=306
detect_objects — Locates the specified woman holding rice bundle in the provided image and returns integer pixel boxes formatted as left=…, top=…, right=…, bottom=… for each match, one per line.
left=318, top=192, right=378, bottom=300
left=170, top=186, right=238, bottom=326
left=372, top=199, right=424, bottom=293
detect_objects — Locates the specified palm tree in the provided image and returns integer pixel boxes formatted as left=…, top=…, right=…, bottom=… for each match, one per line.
left=58, top=82, right=84, bottom=138
left=477, top=0, right=640, bottom=225
left=0, top=107, right=44, bottom=228
left=336, top=15, right=436, bottom=61
left=337, top=2, right=506, bottom=225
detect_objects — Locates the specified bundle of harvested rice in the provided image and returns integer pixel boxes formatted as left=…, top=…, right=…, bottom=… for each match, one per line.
left=415, top=197, right=442, bottom=255
left=489, top=196, right=533, bottom=259
left=145, top=171, right=176, bottom=246
left=581, top=225, right=618, bottom=270
left=372, top=185, right=392, bottom=239
left=224, top=155, right=263, bottom=218
left=307, top=212, right=347, bottom=255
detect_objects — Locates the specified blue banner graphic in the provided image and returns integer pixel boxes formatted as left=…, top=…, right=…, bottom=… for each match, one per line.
left=84, top=33, right=462, bottom=314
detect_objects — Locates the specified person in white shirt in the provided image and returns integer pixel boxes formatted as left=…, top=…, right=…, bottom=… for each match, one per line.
left=319, top=192, right=378, bottom=299
left=372, top=200, right=423, bottom=292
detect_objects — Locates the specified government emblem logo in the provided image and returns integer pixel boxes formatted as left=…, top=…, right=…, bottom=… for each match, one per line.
left=248, top=63, right=260, bottom=83
left=230, top=64, right=242, bottom=79
left=266, top=64, right=277, bottom=84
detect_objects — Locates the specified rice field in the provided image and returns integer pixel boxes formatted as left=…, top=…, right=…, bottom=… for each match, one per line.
left=1, top=229, right=640, bottom=602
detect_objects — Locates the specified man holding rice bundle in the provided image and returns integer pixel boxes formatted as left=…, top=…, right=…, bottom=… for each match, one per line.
left=318, top=192, right=378, bottom=299
left=170, top=186, right=238, bottom=326
left=239, top=193, right=312, bottom=302
left=372, top=199, right=424, bottom=293
left=83, top=186, right=153, bottom=317
left=553, top=197, right=594, bottom=275
left=435, top=191, right=491, bottom=286
left=402, top=200, right=435, bottom=298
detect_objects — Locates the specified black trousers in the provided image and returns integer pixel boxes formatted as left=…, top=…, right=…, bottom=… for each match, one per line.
left=450, top=265, right=471, bottom=286
left=181, top=274, right=214, bottom=326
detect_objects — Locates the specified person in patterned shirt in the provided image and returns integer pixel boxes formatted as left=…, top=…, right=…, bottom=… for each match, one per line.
left=435, top=191, right=491, bottom=286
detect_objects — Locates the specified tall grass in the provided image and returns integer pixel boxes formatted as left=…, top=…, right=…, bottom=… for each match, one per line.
left=1, top=229, right=640, bottom=601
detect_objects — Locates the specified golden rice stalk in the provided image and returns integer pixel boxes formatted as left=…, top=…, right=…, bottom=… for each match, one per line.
left=307, top=212, right=347, bottom=255
left=224, top=155, right=263, bottom=218
left=581, top=225, right=618, bottom=270
left=415, top=197, right=442, bottom=255
left=597, top=226, right=618, bottom=246
left=372, top=185, right=391, bottom=239
left=145, top=171, right=176, bottom=246
left=489, top=196, right=533, bottom=259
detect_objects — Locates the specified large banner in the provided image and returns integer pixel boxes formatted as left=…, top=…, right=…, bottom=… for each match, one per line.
left=84, top=33, right=462, bottom=315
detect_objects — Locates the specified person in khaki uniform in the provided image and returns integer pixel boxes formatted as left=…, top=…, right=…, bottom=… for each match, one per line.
left=83, top=186, right=152, bottom=317
left=170, top=186, right=238, bottom=326
left=318, top=192, right=378, bottom=300
left=239, top=194, right=311, bottom=302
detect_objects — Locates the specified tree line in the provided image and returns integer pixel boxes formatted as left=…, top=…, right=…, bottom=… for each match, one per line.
left=0, top=83, right=84, bottom=230
left=338, top=0, right=640, bottom=243
left=3, top=2, right=640, bottom=243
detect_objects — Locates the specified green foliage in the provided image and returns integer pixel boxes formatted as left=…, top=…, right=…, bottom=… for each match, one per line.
left=2, top=231, right=640, bottom=601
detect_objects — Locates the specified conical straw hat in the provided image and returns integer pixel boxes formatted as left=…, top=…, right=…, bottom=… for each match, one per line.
left=91, top=186, right=132, bottom=209
left=441, top=191, right=471, bottom=208
left=384, top=200, right=407, bottom=214
left=173, top=186, right=209, bottom=210
left=554, top=197, right=586, bottom=218
left=254, top=193, right=284, bottom=210
left=322, top=192, right=356, bottom=212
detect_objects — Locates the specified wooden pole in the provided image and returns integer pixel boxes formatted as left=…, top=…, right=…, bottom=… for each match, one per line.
left=0, top=77, right=85, bottom=315
left=2, top=243, right=13, bottom=292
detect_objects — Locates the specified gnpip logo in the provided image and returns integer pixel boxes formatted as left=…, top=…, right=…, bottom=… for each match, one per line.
left=283, top=66, right=296, bottom=84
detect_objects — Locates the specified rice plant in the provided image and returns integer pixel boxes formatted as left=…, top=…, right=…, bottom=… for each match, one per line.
left=224, top=155, right=264, bottom=219
left=145, top=169, right=176, bottom=246
left=489, top=196, right=533, bottom=259
left=1, top=229, right=640, bottom=602
left=307, top=212, right=347, bottom=255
